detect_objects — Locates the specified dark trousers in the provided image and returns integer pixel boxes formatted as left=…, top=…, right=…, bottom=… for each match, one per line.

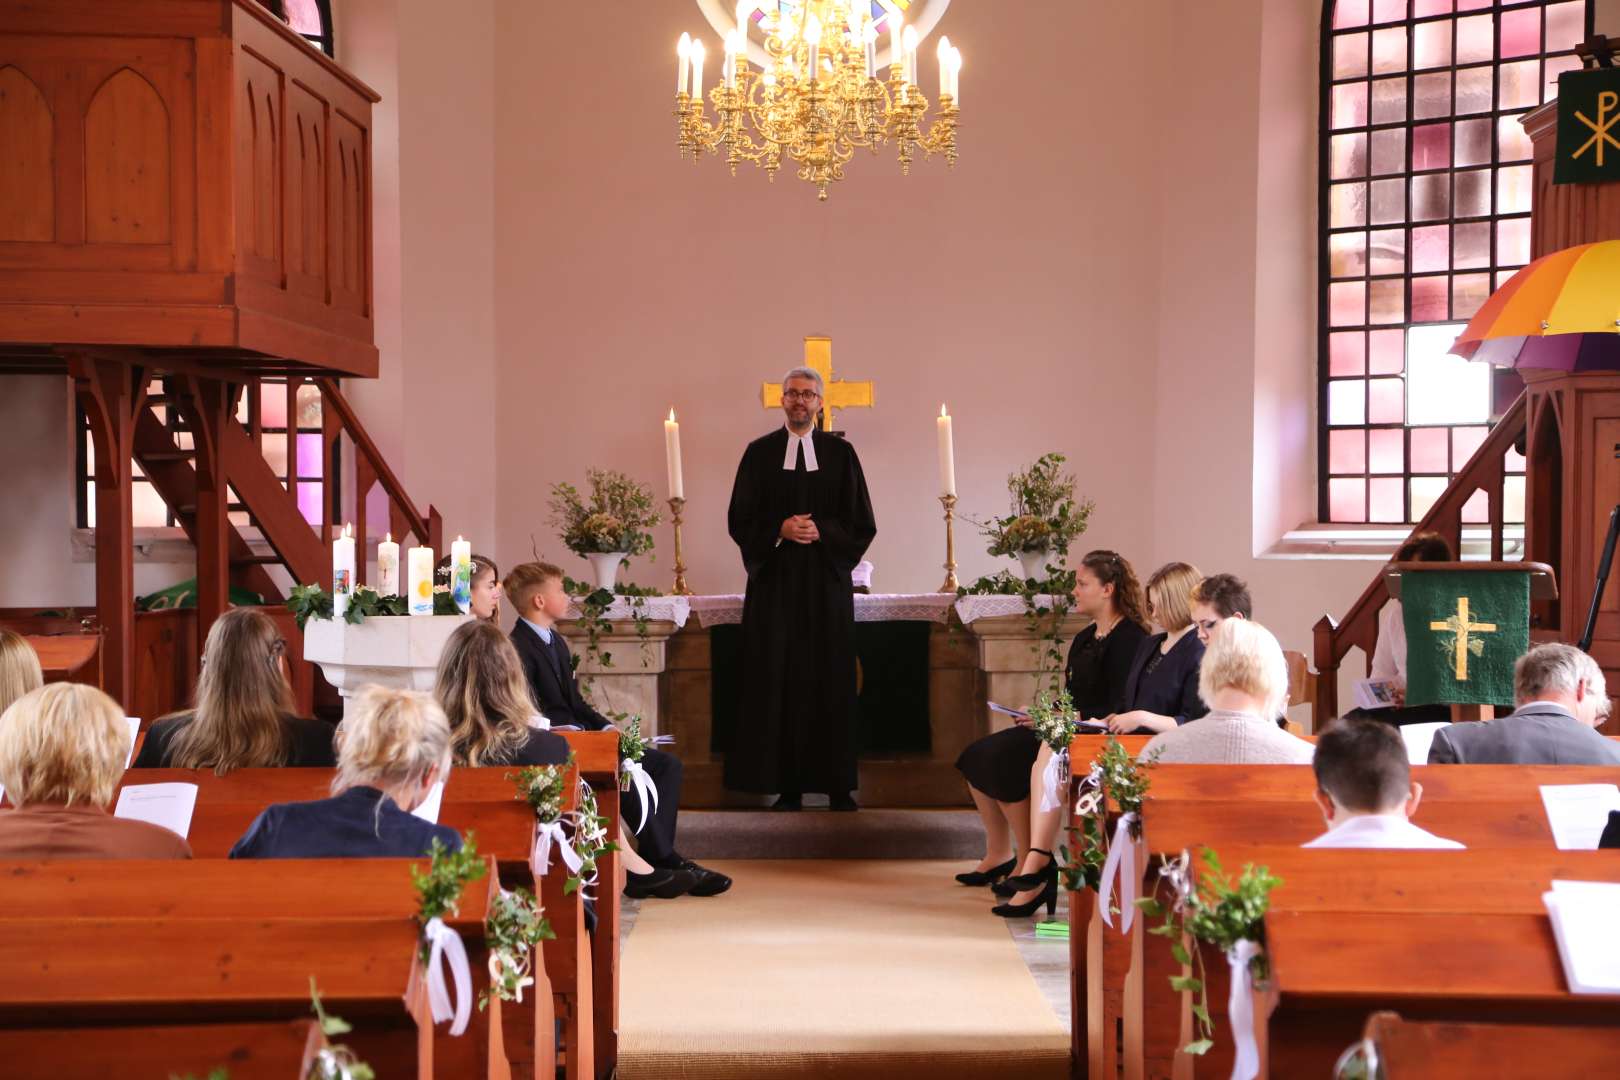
left=627, top=747, right=683, bottom=867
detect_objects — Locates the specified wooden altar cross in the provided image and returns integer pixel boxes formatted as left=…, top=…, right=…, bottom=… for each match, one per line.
left=761, top=336, right=875, bottom=432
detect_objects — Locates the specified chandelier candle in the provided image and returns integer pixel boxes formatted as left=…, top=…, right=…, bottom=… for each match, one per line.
left=377, top=533, right=400, bottom=597
left=332, top=524, right=356, bottom=618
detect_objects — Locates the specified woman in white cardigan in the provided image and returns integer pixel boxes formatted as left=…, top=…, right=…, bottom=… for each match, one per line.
left=1138, top=620, right=1315, bottom=765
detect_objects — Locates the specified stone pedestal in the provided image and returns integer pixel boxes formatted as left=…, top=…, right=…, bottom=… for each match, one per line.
left=969, top=611, right=1091, bottom=732
left=303, top=614, right=474, bottom=717
left=556, top=619, right=680, bottom=736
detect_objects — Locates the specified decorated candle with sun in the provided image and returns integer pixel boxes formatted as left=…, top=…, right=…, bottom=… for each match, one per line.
left=408, top=546, right=435, bottom=616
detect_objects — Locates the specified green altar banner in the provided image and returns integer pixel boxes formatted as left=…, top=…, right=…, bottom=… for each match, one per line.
left=1402, top=570, right=1529, bottom=708
left=1555, top=68, right=1620, bottom=184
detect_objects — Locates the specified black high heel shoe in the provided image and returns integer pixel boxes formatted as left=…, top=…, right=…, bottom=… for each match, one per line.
left=991, top=875, right=1059, bottom=919
left=954, top=857, right=1017, bottom=887
left=991, top=848, right=1055, bottom=897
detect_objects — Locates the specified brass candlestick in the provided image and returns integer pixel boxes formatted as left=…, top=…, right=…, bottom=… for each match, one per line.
left=668, top=497, right=692, bottom=596
left=938, top=493, right=960, bottom=593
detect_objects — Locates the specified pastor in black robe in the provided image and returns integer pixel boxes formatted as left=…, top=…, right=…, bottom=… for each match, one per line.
left=725, top=427, right=877, bottom=795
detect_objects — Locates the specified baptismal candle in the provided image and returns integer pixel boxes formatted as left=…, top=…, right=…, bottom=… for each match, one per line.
left=665, top=410, right=685, bottom=500
left=332, top=524, right=356, bottom=618
left=408, top=546, right=435, bottom=616
left=937, top=405, right=956, bottom=497
left=377, top=533, right=400, bottom=597
left=450, top=536, right=473, bottom=614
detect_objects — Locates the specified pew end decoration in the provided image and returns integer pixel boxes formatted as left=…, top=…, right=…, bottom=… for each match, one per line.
left=549, top=469, right=662, bottom=591
left=1060, top=736, right=1160, bottom=927
left=1135, top=847, right=1281, bottom=1065
left=567, top=781, right=620, bottom=898
left=410, top=835, right=488, bottom=1037
left=308, top=977, right=378, bottom=1080
left=1030, top=690, right=1079, bottom=812
left=616, top=714, right=661, bottom=832
left=481, top=886, right=555, bottom=1010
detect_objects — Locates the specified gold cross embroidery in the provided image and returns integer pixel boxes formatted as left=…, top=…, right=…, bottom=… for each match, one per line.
left=1574, top=90, right=1620, bottom=167
left=1429, top=596, right=1497, bottom=681
left=762, top=336, right=875, bottom=432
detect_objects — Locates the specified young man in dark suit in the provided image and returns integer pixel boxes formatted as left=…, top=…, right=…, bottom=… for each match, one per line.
left=505, top=561, right=731, bottom=899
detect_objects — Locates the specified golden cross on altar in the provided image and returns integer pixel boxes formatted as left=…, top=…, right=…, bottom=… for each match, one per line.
left=761, top=336, right=875, bottom=432
left=1429, top=596, right=1497, bottom=681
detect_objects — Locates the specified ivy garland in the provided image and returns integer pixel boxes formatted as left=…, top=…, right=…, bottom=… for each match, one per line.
left=1057, top=736, right=1161, bottom=896
left=480, top=887, right=555, bottom=1009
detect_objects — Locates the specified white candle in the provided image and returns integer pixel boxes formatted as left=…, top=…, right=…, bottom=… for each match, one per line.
left=889, top=15, right=902, bottom=76
left=377, top=532, right=400, bottom=597
left=950, top=47, right=962, bottom=103
left=864, top=22, right=877, bottom=78
left=332, top=524, right=356, bottom=617
left=937, top=405, right=957, bottom=497
left=691, top=40, right=705, bottom=102
left=735, top=1, right=751, bottom=39
left=678, top=33, right=691, bottom=95
left=450, top=536, right=473, bottom=614
left=664, top=409, right=685, bottom=500
left=937, top=36, right=951, bottom=97
left=408, top=546, right=435, bottom=616
left=903, top=26, right=918, bottom=87
left=806, top=15, right=820, bottom=81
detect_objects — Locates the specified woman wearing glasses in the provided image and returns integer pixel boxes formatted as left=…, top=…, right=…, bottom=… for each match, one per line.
left=954, top=550, right=1149, bottom=908
left=133, top=607, right=336, bottom=772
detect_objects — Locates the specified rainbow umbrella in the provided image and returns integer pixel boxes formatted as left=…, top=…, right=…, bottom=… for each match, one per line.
left=1450, top=240, right=1620, bottom=370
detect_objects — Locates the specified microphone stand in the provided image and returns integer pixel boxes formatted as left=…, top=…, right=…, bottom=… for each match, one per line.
left=1579, top=504, right=1620, bottom=653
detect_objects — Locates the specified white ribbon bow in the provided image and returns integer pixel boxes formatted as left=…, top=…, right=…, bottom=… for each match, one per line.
left=422, top=916, right=472, bottom=1037
left=1039, top=748, right=1071, bottom=812
left=1097, top=812, right=1139, bottom=932
left=531, top=819, right=584, bottom=878
left=1226, top=939, right=1262, bottom=1080
left=621, top=757, right=660, bottom=834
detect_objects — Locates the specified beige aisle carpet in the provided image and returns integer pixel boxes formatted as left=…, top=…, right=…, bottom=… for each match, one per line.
left=617, top=859, right=1069, bottom=1079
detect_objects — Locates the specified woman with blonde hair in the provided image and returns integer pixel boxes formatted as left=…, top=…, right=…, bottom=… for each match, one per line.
left=230, top=685, right=459, bottom=858
left=1138, top=619, right=1314, bottom=764
left=133, top=607, right=334, bottom=772
left=0, top=629, right=44, bottom=716
left=1105, top=562, right=1210, bottom=736
left=0, top=683, right=191, bottom=858
left=434, top=619, right=568, bottom=767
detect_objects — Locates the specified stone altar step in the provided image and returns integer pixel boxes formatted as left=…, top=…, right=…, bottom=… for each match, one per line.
left=673, top=808, right=986, bottom=861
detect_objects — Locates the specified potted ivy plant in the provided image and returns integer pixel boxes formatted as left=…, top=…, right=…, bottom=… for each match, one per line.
left=547, top=469, right=661, bottom=590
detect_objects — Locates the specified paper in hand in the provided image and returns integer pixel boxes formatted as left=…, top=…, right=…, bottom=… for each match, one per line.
left=114, top=782, right=199, bottom=839
left=123, top=717, right=141, bottom=769
left=412, top=777, right=447, bottom=824
left=988, top=702, right=1030, bottom=722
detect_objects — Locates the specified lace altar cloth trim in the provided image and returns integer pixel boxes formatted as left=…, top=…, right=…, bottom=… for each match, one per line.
left=685, top=593, right=1065, bottom=627
left=564, top=596, right=691, bottom=629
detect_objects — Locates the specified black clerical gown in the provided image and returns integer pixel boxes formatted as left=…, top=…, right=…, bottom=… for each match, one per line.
left=725, top=427, right=876, bottom=795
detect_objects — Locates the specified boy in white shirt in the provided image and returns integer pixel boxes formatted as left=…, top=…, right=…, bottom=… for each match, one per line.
left=1304, top=718, right=1463, bottom=849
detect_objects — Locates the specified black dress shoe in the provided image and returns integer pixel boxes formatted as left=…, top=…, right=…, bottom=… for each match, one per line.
left=772, top=793, right=803, bottom=811
left=829, top=792, right=858, bottom=812
left=956, top=857, right=1017, bottom=887
left=624, top=866, right=697, bottom=899
left=670, top=859, right=732, bottom=897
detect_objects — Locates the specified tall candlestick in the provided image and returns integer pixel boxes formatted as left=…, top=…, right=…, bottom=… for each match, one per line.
left=450, top=536, right=472, bottom=614
left=408, top=546, right=435, bottom=616
left=939, top=494, right=960, bottom=592
left=332, top=523, right=356, bottom=618
left=664, top=409, right=685, bottom=500
left=377, top=532, right=400, bottom=597
left=669, top=497, right=692, bottom=596
left=937, top=404, right=957, bottom=496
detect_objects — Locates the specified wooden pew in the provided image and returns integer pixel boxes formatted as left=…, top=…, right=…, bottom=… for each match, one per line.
left=114, top=765, right=592, bottom=1080
left=1355, top=1010, right=1620, bottom=1079
left=0, top=857, right=502, bottom=1078
left=1168, top=846, right=1620, bottom=1079
left=556, top=729, right=623, bottom=1080
left=0, top=1020, right=328, bottom=1080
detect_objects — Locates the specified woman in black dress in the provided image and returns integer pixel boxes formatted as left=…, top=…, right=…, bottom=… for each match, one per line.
left=1104, top=561, right=1208, bottom=735
left=954, top=551, right=1149, bottom=888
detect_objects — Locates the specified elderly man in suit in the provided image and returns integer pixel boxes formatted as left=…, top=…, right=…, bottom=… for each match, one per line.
left=1428, top=643, right=1620, bottom=765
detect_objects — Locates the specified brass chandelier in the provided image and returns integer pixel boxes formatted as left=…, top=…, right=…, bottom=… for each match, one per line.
left=675, top=1, right=962, bottom=201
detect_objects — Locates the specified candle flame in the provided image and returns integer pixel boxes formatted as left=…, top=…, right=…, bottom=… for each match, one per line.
left=456, top=535, right=464, bottom=543
left=940, top=403, right=948, bottom=417
left=343, top=522, right=352, bottom=538
left=669, top=408, right=677, bottom=422
left=385, top=532, right=392, bottom=543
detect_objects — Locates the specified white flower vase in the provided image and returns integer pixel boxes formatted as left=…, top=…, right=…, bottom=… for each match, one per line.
left=587, top=552, right=627, bottom=590
left=1018, top=549, right=1050, bottom=583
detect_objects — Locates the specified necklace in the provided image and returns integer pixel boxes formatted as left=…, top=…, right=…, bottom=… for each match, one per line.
left=1093, top=612, right=1123, bottom=639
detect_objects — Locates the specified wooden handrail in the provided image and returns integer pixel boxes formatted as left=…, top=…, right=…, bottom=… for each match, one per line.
left=314, top=377, right=442, bottom=552
left=1312, top=393, right=1528, bottom=718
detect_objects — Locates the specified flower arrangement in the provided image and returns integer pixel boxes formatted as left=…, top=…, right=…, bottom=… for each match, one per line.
left=566, top=781, right=618, bottom=897
left=549, top=469, right=661, bottom=558
left=1135, top=847, right=1281, bottom=1057
left=617, top=714, right=650, bottom=767
left=481, top=887, right=554, bottom=1009
left=410, top=834, right=487, bottom=961
left=512, top=761, right=571, bottom=824
left=977, top=453, right=1093, bottom=559
left=1027, top=689, right=1079, bottom=753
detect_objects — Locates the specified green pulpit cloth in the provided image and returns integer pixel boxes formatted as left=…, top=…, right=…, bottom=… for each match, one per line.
left=1402, top=570, right=1529, bottom=708
left=136, top=579, right=265, bottom=612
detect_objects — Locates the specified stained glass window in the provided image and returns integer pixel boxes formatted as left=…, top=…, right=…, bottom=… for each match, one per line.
left=1319, top=0, right=1587, bottom=524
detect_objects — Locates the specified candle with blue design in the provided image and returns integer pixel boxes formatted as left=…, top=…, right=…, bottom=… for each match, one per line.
left=450, top=536, right=473, bottom=614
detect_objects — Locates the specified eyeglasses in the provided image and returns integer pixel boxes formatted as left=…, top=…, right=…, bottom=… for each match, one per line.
left=782, top=389, right=821, bottom=403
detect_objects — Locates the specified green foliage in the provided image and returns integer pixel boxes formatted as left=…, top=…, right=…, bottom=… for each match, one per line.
left=1056, top=736, right=1159, bottom=894
left=973, top=453, right=1094, bottom=558
left=511, top=756, right=572, bottom=824
left=432, top=587, right=463, bottom=616
left=343, top=586, right=409, bottom=625
left=565, top=783, right=618, bottom=897
left=1097, top=735, right=1160, bottom=833
left=1135, top=847, right=1281, bottom=1057
left=306, top=979, right=377, bottom=1080
left=480, top=887, right=555, bottom=1009
left=956, top=566, right=1080, bottom=688
left=1027, top=689, right=1078, bottom=754
left=287, top=583, right=333, bottom=630
left=549, top=469, right=661, bottom=558
left=560, top=577, right=663, bottom=699
left=410, top=834, right=488, bottom=961
left=616, top=714, right=650, bottom=764
left=170, top=1071, right=229, bottom=1080
left=1057, top=810, right=1108, bottom=893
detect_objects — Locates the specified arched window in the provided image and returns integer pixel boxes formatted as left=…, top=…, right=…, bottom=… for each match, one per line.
left=284, top=0, right=335, bottom=57
left=1319, top=0, right=1588, bottom=524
